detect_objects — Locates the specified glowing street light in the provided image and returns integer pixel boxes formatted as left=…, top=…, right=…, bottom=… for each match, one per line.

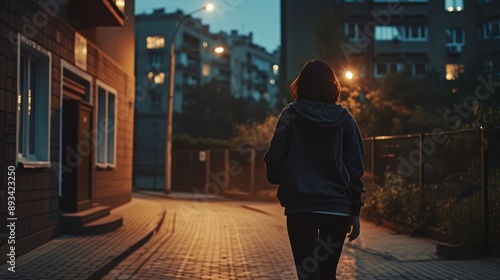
left=205, top=3, right=215, bottom=11
left=214, top=46, right=224, bottom=54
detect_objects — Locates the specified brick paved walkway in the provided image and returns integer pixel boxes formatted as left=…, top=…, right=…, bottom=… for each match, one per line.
left=0, top=195, right=165, bottom=280
left=2, top=192, right=500, bottom=279
left=104, top=195, right=500, bottom=280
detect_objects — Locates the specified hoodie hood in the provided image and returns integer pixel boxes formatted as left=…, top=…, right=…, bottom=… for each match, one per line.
left=288, top=98, right=350, bottom=127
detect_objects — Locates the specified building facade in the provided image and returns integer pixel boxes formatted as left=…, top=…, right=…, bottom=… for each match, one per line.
left=0, top=0, right=135, bottom=259
left=281, top=0, right=500, bottom=88
left=134, top=9, right=279, bottom=190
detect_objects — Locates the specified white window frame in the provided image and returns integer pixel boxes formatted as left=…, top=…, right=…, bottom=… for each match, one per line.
left=16, top=33, right=52, bottom=168
left=95, top=80, right=118, bottom=168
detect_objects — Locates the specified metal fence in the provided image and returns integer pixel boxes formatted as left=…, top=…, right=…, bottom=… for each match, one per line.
left=363, top=128, right=500, bottom=248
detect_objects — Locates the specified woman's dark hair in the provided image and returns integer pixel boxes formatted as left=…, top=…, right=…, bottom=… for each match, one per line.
left=290, top=59, right=341, bottom=103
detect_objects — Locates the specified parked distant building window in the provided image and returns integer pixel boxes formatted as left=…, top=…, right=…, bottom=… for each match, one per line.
left=96, top=83, right=117, bottom=167
left=345, top=23, right=365, bottom=42
left=146, top=36, right=165, bottom=49
left=445, top=64, right=464, bottom=80
left=150, top=91, right=161, bottom=108
left=202, top=64, right=210, bottom=76
left=485, top=60, right=500, bottom=75
left=413, top=63, right=427, bottom=76
left=374, top=0, right=427, bottom=2
left=374, top=62, right=402, bottom=77
left=480, top=20, right=500, bottom=40
left=445, top=0, right=463, bottom=12
left=149, top=54, right=163, bottom=66
left=344, top=0, right=364, bottom=3
left=17, top=38, right=51, bottom=165
left=446, top=28, right=465, bottom=48
left=375, top=26, right=401, bottom=41
left=402, top=25, right=428, bottom=41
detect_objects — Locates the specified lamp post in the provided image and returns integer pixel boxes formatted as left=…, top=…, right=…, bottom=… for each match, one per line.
left=165, top=3, right=214, bottom=193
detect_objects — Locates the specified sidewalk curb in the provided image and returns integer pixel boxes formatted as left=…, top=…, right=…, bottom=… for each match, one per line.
left=88, top=203, right=167, bottom=280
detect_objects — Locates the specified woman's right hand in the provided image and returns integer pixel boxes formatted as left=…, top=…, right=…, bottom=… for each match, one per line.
left=347, top=216, right=360, bottom=242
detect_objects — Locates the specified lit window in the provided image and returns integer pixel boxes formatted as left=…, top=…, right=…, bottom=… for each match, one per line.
left=148, top=72, right=165, bottom=84
left=445, top=64, right=464, bottom=80
left=96, top=84, right=117, bottom=167
left=146, top=36, right=165, bottom=49
left=445, top=0, right=463, bottom=12
left=375, top=26, right=401, bottom=41
left=114, top=0, right=125, bottom=13
left=17, top=37, right=51, bottom=165
left=202, top=64, right=210, bottom=76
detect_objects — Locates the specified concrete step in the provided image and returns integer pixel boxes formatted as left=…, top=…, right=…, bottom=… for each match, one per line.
left=60, top=205, right=114, bottom=235
left=82, top=214, right=123, bottom=236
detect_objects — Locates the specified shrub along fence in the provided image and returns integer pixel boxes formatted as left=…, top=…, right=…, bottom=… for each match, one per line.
left=362, top=127, right=500, bottom=249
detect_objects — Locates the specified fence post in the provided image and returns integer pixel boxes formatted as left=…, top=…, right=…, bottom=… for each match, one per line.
left=371, top=137, right=375, bottom=186
left=250, top=149, right=256, bottom=194
left=420, top=133, right=425, bottom=217
left=223, top=149, right=229, bottom=192
left=204, top=149, right=211, bottom=195
left=481, top=127, right=489, bottom=250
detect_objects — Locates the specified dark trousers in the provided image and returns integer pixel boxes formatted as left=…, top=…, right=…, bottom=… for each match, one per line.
left=287, top=212, right=350, bottom=280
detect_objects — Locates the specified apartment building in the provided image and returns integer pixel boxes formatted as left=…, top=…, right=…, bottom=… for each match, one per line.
left=0, top=0, right=135, bottom=259
left=134, top=9, right=279, bottom=190
left=281, top=0, right=500, bottom=88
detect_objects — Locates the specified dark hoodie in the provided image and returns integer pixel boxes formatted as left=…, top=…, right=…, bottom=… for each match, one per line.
left=264, top=99, right=366, bottom=216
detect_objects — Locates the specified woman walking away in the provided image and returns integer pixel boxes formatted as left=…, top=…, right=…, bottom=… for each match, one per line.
left=264, top=59, right=365, bottom=280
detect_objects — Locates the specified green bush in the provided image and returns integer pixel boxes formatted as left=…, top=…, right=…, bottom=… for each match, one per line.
left=363, top=171, right=423, bottom=232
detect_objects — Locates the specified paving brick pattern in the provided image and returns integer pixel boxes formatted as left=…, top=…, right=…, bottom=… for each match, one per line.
left=1, top=193, right=500, bottom=279
left=0, top=195, right=165, bottom=280
left=106, top=197, right=500, bottom=280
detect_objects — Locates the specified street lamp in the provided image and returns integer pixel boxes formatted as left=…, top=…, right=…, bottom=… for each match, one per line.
left=345, top=71, right=354, bottom=80
left=165, top=3, right=214, bottom=193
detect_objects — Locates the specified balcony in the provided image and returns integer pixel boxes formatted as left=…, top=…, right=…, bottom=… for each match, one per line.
left=65, top=0, right=127, bottom=29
